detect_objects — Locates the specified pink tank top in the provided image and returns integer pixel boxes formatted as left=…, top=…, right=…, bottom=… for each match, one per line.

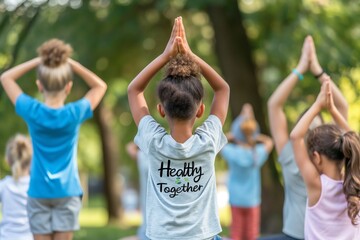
left=305, top=174, right=359, bottom=240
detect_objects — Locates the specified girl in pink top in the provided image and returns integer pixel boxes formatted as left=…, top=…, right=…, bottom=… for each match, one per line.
left=290, top=78, right=360, bottom=240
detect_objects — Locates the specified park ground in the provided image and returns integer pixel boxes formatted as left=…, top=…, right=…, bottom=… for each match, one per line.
left=74, top=184, right=231, bottom=240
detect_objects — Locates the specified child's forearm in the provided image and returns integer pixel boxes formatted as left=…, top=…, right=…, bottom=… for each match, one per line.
left=290, top=103, right=321, bottom=140
left=1, top=58, right=41, bottom=82
left=68, top=59, right=106, bottom=90
left=329, top=105, right=351, bottom=132
left=317, top=73, right=348, bottom=119
left=128, top=54, right=168, bottom=93
left=192, top=54, right=229, bottom=124
left=268, top=72, right=299, bottom=109
left=192, top=54, right=228, bottom=92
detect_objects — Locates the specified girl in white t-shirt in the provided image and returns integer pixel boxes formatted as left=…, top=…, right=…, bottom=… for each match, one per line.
left=0, top=134, right=33, bottom=240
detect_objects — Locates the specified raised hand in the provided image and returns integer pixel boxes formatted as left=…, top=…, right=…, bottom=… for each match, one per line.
left=295, top=36, right=311, bottom=74
left=163, top=17, right=181, bottom=59
left=315, top=78, right=331, bottom=109
left=323, top=77, right=336, bottom=112
left=177, top=17, right=193, bottom=56
left=240, top=103, right=255, bottom=119
left=308, top=36, right=324, bottom=77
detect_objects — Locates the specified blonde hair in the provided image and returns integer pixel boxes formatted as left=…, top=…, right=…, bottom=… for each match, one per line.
left=5, top=134, right=32, bottom=181
left=240, top=118, right=257, bottom=146
left=37, top=39, right=73, bottom=92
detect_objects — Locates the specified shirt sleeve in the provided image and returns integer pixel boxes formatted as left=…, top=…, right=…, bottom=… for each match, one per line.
left=196, top=115, right=227, bottom=153
left=15, top=93, right=36, bottom=121
left=134, top=115, right=165, bottom=154
left=254, top=144, right=269, bottom=167
left=70, top=98, right=93, bottom=123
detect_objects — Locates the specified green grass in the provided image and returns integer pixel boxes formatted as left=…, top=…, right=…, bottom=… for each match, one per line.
left=74, top=226, right=137, bottom=240
left=74, top=195, right=141, bottom=240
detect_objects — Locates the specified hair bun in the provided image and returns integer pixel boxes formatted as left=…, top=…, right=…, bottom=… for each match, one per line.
left=37, top=39, right=73, bottom=68
left=165, top=54, right=200, bottom=78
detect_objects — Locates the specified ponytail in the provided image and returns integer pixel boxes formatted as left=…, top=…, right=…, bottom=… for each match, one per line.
left=5, top=134, right=32, bottom=181
left=342, top=131, right=360, bottom=225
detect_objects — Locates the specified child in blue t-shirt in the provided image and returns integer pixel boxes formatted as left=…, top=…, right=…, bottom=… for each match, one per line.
left=0, top=134, right=33, bottom=240
left=221, top=103, right=273, bottom=240
left=0, top=39, right=107, bottom=239
left=128, top=17, right=230, bottom=240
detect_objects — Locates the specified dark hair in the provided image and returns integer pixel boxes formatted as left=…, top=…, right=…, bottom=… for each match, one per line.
left=37, top=38, right=73, bottom=92
left=306, top=124, right=360, bottom=225
left=157, top=54, right=203, bottom=120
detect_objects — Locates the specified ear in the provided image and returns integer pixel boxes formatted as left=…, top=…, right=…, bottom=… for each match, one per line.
left=157, top=103, right=166, bottom=118
left=313, top=151, right=322, bottom=167
left=36, top=80, right=44, bottom=93
left=65, top=81, right=73, bottom=95
left=196, top=103, right=205, bottom=118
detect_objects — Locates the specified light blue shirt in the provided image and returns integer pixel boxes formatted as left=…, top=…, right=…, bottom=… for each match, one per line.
left=221, top=143, right=268, bottom=207
left=135, top=115, right=227, bottom=240
left=280, top=141, right=306, bottom=239
left=15, top=93, right=92, bottom=198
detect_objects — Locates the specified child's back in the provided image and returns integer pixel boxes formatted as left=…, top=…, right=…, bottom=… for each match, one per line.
left=0, top=134, right=33, bottom=240
left=135, top=114, right=226, bottom=239
left=16, top=93, right=91, bottom=198
left=305, top=174, right=355, bottom=239
left=128, top=17, right=230, bottom=239
left=0, top=38, right=107, bottom=239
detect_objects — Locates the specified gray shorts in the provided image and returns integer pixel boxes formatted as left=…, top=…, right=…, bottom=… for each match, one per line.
left=27, top=197, right=82, bottom=234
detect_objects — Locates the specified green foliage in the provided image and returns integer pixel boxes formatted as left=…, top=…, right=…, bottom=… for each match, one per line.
left=1, top=0, right=360, bottom=179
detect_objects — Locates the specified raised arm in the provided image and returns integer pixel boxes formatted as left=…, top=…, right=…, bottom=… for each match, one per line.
left=267, top=36, right=311, bottom=154
left=309, top=36, right=348, bottom=119
left=68, top=59, right=107, bottom=110
left=256, top=134, right=274, bottom=154
left=0, top=57, right=41, bottom=104
left=178, top=17, right=229, bottom=125
left=128, top=17, right=181, bottom=126
left=322, top=77, right=351, bottom=132
left=290, top=81, right=331, bottom=205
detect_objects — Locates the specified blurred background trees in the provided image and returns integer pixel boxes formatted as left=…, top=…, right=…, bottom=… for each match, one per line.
left=1, top=0, right=359, bottom=235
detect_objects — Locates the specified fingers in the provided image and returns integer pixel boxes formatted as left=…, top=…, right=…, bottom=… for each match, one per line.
left=178, top=17, right=189, bottom=47
left=170, top=17, right=180, bottom=42
left=176, top=37, right=186, bottom=54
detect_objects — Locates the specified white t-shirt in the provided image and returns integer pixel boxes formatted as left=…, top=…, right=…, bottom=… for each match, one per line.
left=135, top=115, right=227, bottom=240
left=0, top=175, right=33, bottom=240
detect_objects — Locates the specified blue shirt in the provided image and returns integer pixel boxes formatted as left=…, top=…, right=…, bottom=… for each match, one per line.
left=15, top=93, right=92, bottom=198
left=221, top=143, right=268, bottom=207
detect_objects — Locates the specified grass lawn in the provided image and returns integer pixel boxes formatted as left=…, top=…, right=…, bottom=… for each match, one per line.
left=74, top=195, right=230, bottom=240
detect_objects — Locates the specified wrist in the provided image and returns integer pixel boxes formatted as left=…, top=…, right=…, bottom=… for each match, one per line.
left=292, top=68, right=304, bottom=81
left=314, top=69, right=325, bottom=80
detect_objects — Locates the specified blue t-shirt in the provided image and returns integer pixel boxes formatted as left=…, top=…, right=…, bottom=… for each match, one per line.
left=221, top=143, right=268, bottom=207
left=15, top=93, right=92, bottom=198
left=135, top=115, right=227, bottom=240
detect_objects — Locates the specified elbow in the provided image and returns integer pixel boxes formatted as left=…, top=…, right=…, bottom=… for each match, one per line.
left=267, top=96, right=278, bottom=110
left=224, top=81, right=230, bottom=93
left=289, top=130, right=300, bottom=142
left=102, top=81, right=108, bottom=92
left=0, top=72, right=8, bottom=85
left=127, top=82, right=134, bottom=95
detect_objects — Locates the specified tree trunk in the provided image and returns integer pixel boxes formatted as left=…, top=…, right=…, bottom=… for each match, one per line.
left=94, top=103, right=123, bottom=223
left=206, top=0, right=283, bottom=233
